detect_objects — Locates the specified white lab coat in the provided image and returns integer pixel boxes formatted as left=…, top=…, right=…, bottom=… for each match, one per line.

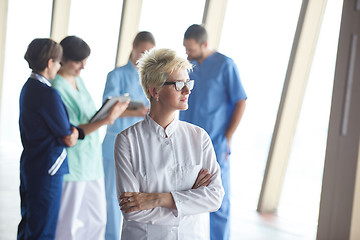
left=114, top=114, right=224, bottom=240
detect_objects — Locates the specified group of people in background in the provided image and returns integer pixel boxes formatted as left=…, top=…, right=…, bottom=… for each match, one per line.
left=17, top=24, right=246, bottom=240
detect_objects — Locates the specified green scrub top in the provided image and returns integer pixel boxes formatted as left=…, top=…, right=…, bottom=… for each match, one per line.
left=53, top=74, right=103, bottom=182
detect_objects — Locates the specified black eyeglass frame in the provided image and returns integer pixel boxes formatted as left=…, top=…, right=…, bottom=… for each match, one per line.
left=163, top=80, right=194, bottom=91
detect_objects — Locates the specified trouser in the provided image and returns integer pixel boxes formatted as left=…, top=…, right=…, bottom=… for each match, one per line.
left=210, top=152, right=231, bottom=240
left=55, top=178, right=106, bottom=240
left=17, top=173, right=63, bottom=240
left=103, top=134, right=122, bottom=240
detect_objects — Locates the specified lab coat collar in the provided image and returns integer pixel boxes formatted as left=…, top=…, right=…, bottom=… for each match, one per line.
left=145, top=114, right=178, bottom=138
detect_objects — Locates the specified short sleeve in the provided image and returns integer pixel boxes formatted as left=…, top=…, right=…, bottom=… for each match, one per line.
left=224, top=58, right=247, bottom=104
left=103, top=69, right=123, bottom=103
left=42, top=90, right=72, bottom=140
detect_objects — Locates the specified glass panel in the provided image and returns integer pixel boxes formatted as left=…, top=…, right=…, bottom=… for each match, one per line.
left=0, top=0, right=53, bottom=149
left=219, top=0, right=302, bottom=207
left=0, top=1, right=53, bottom=238
left=277, top=0, right=343, bottom=236
left=68, top=0, right=123, bottom=108
left=139, top=0, right=206, bottom=58
left=218, top=0, right=302, bottom=236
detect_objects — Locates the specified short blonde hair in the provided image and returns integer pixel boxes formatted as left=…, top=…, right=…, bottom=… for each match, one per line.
left=137, top=48, right=192, bottom=100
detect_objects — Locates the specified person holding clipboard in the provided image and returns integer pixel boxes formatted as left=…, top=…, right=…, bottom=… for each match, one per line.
left=102, top=31, right=155, bottom=240
left=52, top=36, right=129, bottom=240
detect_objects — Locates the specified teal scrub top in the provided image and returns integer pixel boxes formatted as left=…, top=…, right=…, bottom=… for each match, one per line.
left=53, top=75, right=103, bottom=182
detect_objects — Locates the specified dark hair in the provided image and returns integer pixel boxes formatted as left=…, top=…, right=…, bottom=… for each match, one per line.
left=24, top=38, right=62, bottom=72
left=60, top=36, right=91, bottom=62
left=133, top=31, right=156, bottom=47
left=184, top=24, right=208, bottom=44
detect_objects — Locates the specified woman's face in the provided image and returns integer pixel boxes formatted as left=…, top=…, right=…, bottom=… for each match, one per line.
left=61, top=58, right=87, bottom=77
left=132, top=42, right=155, bottom=63
left=48, top=59, right=61, bottom=80
left=157, top=68, right=191, bottom=111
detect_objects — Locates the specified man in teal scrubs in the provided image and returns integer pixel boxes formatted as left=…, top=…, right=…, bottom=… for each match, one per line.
left=180, top=24, right=247, bottom=240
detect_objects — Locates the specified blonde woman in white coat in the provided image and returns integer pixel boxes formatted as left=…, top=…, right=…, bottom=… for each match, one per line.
left=114, top=48, right=224, bottom=240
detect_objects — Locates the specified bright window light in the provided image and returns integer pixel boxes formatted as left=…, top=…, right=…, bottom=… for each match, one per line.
left=0, top=0, right=53, bottom=149
left=278, top=0, right=343, bottom=234
left=138, top=0, right=206, bottom=58
left=68, top=0, right=123, bottom=108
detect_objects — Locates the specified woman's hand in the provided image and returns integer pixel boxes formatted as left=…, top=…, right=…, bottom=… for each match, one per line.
left=192, top=169, right=213, bottom=189
left=62, top=127, right=78, bottom=147
left=105, top=100, right=130, bottom=125
left=225, top=136, right=230, bottom=161
left=119, top=192, right=175, bottom=213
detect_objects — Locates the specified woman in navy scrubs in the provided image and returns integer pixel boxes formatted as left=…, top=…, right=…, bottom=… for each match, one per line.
left=18, top=38, right=82, bottom=240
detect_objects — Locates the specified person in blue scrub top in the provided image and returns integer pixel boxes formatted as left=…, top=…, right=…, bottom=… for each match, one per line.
left=102, top=31, right=155, bottom=240
left=180, top=24, right=247, bottom=240
left=18, top=38, right=82, bottom=240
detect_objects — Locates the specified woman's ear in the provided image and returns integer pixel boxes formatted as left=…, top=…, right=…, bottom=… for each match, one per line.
left=47, top=59, right=53, bottom=69
left=148, top=87, right=158, bottom=99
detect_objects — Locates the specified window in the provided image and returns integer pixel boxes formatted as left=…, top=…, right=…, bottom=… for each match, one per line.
left=138, top=0, right=206, bottom=58
left=219, top=0, right=302, bottom=208
left=277, top=0, right=343, bottom=233
left=218, top=0, right=302, bottom=236
left=0, top=0, right=53, bottom=149
left=67, top=0, right=123, bottom=108
left=0, top=1, right=53, bottom=238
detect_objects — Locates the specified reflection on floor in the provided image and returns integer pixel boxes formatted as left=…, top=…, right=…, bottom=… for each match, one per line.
left=0, top=140, right=22, bottom=240
left=0, top=140, right=316, bottom=240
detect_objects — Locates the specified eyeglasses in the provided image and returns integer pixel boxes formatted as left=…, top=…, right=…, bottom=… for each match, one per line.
left=163, top=80, right=194, bottom=91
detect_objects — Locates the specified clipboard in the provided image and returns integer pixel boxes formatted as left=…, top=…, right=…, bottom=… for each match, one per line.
left=89, top=94, right=130, bottom=123
left=128, top=100, right=146, bottom=110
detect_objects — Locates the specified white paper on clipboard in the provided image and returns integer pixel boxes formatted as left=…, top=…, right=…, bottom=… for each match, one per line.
left=89, top=94, right=130, bottom=123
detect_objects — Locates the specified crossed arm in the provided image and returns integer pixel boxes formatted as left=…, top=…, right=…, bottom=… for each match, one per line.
left=114, top=131, right=224, bottom=223
left=119, top=169, right=213, bottom=213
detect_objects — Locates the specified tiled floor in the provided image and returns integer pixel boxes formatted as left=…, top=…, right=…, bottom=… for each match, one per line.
left=0, top=139, right=317, bottom=240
